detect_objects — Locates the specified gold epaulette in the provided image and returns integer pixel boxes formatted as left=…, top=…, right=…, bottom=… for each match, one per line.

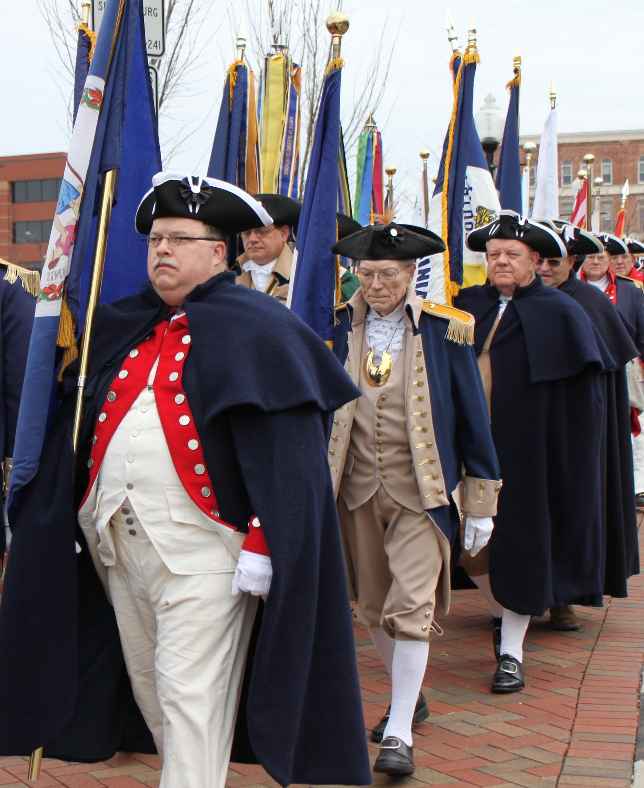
left=422, top=300, right=475, bottom=345
left=616, top=273, right=644, bottom=290
left=0, top=259, right=40, bottom=298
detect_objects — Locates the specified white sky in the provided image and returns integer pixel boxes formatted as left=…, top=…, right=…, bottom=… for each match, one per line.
left=2, top=0, right=643, bottom=221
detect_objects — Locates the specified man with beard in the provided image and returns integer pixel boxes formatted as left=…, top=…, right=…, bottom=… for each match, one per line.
left=455, top=211, right=606, bottom=694
left=536, top=222, right=639, bottom=630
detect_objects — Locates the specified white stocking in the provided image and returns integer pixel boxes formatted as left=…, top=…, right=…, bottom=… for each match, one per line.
left=382, top=640, right=429, bottom=746
left=500, top=608, right=530, bottom=663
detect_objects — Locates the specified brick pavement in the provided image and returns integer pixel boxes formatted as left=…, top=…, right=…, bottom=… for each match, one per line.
left=2, top=531, right=642, bottom=788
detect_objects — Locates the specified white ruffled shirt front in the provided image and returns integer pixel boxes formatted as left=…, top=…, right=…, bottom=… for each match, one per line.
left=366, top=303, right=407, bottom=362
left=242, top=259, right=276, bottom=292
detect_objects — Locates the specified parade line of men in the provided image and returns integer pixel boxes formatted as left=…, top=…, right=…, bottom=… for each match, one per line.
left=0, top=173, right=641, bottom=784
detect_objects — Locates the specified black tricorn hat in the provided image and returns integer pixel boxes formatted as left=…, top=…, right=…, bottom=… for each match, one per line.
left=595, top=232, right=628, bottom=256
left=537, top=219, right=604, bottom=256
left=135, top=172, right=273, bottom=235
left=337, top=213, right=361, bottom=240
left=332, top=222, right=445, bottom=261
left=625, top=237, right=644, bottom=255
left=466, top=210, right=567, bottom=258
left=253, top=193, right=301, bottom=228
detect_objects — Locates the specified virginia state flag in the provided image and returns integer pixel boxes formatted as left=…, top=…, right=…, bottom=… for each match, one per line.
left=10, top=0, right=160, bottom=509
left=419, top=47, right=500, bottom=304
left=207, top=58, right=259, bottom=193
left=73, top=22, right=95, bottom=122
left=288, top=60, right=343, bottom=342
left=496, top=70, right=522, bottom=213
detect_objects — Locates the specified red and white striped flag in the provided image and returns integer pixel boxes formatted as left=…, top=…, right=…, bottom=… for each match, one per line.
left=570, top=178, right=588, bottom=228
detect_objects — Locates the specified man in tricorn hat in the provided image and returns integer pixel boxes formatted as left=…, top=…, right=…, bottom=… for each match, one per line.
left=581, top=233, right=644, bottom=506
left=236, top=193, right=300, bottom=302
left=0, top=173, right=371, bottom=788
left=536, top=222, right=639, bottom=629
left=613, top=237, right=644, bottom=283
left=456, top=210, right=606, bottom=694
left=330, top=222, right=501, bottom=777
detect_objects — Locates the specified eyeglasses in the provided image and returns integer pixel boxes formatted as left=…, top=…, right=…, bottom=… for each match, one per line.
left=240, top=226, right=278, bottom=239
left=540, top=258, right=564, bottom=268
left=356, top=268, right=404, bottom=284
left=148, top=234, right=223, bottom=248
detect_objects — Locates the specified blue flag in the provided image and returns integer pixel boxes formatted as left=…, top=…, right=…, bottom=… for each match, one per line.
left=207, top=60, right=259, bottom=193
left=496, top=74, right=522, bottom=213
left=10, top=0, right=161, bottom=510
left=422, top=49, right=500, bottom=303
left=289, top=62, right=342, bottom=342
left=73, top=24, right=94, bottom=123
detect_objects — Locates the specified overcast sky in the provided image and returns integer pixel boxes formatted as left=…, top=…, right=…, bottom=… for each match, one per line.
left=2, top=0, right=643, bottom=221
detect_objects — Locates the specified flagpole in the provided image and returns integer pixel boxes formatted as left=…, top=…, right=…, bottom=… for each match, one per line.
left=28, top=0, right=126, bottom=776
left=385, top=166, right=396, bottom=216
left=584, top=153, right=595, bottom=231
left=420, top=151, right=430, bottom=227
left=326, top=11, right=349, bottom=327
left=71, top=169, right=118, bottom=450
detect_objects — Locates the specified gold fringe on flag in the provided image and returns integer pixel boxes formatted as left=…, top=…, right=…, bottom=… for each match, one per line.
left=227, top=59, right=244, bottom=109
left=325, top=57, right=344, bottom=75
left=78, top=22, right=97, bottom=62
left=2, top=262, right=40, bottom=297
left=440, top=51, right=465, bottom=306
left=56, top=298, right=79, bottom=380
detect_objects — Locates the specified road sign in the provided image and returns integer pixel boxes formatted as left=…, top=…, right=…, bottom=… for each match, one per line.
left=92, top=0, right=166, bottom=57
left=148, top=64, right=159, bottom=114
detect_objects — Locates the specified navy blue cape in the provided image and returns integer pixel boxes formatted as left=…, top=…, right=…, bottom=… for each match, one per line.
left=456, top=278, right=606, bottom=614
left=560, top=273, right=640, bottom=596
left=0, top=273, right=371, bottom=786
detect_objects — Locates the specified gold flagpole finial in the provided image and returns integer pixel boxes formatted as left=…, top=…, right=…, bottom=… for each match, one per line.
left=236, top=34, right=247, bottom=61
left=365, top=113, right=377, bottom=131
left=420, top=150, right=430, bottom=162
left=513, top=54, right=522, bottom=73
left=446, top=11, right=458, bottom=52
left=326, top=12, right=349, bottom=60
left=577, top=169, right=587, bottom=181
left=81, top=1, right=91, bottom=25
left=549, top=82, right=557, bottom=110
left=466, top=23, right=478, bottom=55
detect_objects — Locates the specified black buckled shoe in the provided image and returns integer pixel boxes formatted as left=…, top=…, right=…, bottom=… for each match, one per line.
left=492, top=654, right=525, bottom=693
left=492, top=616, right=502, bottom=660
left=370, top=692, right=429, bottom=743
left=373, top=736, right=415, bottom=777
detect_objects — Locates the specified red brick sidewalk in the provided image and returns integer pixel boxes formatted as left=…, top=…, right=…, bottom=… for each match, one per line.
left=2, top=532, right=642, bottom=787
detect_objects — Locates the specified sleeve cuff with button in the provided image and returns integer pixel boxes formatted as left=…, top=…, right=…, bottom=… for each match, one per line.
left=241, top=516, right=270, bottom=556
left=462, top=476, right=502, bottom=517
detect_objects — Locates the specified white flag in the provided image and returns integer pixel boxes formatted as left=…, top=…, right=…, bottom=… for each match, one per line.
left=531, top=108, right=559, bottom=220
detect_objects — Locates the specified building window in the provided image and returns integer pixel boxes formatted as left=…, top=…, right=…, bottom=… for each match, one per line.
left=639, top=156, right=644, bottom=184
left=11, top=178, right=61, bottom=204
left=601, top=159, right=613, bottom=185
left=559, top=197, right=574, bottom=218
left=561, top=161, right=573, bottom=186
left=13, top=220, right=53, bottom=244
left=600, top=197, right=613, bottom=232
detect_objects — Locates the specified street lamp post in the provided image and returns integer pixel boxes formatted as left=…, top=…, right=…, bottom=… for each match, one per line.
left=475, top=94, right=505, bottom=176
left=523, top=141, right=537, bottom=215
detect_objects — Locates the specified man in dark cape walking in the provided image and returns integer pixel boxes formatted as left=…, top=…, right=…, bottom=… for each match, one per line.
left=537, top=222, right=639, bottom=625
left=455, top=211, right=606, bottom=695
left=0, top=174, right=371, bottom=787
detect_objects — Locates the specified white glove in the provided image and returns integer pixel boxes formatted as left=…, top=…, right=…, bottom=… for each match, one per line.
left=232, top=550, right=272, bottom=598
left=464, top=516, right=494, bottom=557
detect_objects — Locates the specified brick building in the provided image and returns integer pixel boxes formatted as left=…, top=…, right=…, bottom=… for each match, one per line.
left=0, top=152, right=66, bottom=270
left=520, top=129, right=644, bottom=238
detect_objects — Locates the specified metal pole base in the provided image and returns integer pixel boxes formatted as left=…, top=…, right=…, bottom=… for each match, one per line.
left=27, top=747, right=43, bottom=781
